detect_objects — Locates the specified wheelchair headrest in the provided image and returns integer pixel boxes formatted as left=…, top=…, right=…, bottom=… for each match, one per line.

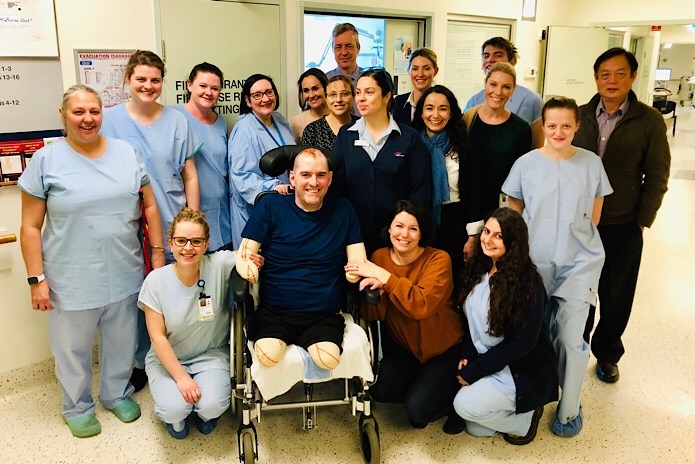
left=259, top=145, right=342, bottom=177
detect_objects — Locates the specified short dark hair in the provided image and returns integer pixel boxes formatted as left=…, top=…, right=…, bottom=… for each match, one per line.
left=481, top=37, right=518, bottom=62
left=380, top=200, right=432, bottom=247
left=296, top=68, right=328, bottom=109
left=358, top=67, right=395, bottom=114
left=186, top=62, right=223, bottom=95
left=593, top=47, right=638, bottom=74
left=240, top=73, right=280, bottom=115
left=542, top=96, right=579, bottom=123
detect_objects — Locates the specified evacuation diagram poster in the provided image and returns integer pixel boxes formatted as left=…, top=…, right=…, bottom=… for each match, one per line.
left=75, top=51, right=133, bottom=108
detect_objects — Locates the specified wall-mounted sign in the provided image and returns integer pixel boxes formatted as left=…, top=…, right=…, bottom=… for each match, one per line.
left=0, top=0, right=59, bottom=57
left=74, top=50, right=133, bottom=108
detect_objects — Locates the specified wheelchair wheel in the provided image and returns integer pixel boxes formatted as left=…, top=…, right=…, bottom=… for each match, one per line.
left=231, top=303, right=245, bottom=416
left=360, top=421, right=380, bottom=464
left=241, top=431, right=255, bottom=464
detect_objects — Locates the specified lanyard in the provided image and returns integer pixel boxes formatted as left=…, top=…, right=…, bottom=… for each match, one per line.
left=197, top=279, right=207, bottom=299
left=254, top=114, right=287, bottom=147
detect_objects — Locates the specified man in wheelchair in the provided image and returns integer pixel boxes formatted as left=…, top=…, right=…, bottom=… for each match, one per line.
left=235, top=147, right=367, bottom=371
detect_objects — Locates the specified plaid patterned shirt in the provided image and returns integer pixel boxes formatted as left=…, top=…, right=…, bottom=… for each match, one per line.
left=595, top=98, right=630, bottom=158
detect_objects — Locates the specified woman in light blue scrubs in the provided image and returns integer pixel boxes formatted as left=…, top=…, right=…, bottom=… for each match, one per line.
left=173, top=62, right=232, bottom=252
left=18, top=85, right=165, bottom=438
left=227, top=73, right=294, bottom=249
left=101, top=50, right=201, bottom=390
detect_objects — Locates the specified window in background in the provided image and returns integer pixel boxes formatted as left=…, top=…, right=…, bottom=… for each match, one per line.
left=444, top=20, right=512, bottom=106
left=303, top=13, right=385, bottom=73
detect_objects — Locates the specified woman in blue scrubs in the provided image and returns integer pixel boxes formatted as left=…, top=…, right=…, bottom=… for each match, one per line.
left=227, top=73, right=294, bottom=249
left=101, top=50, right=201, bottom=390
left=19, top=85, right=165, bottom=438
left=173, top=62, right=232, bottom=251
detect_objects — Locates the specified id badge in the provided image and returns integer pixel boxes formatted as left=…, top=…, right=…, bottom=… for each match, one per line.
left=499, top=193, right=509, bottom=208
left=198, top=295, right=215, bottom=321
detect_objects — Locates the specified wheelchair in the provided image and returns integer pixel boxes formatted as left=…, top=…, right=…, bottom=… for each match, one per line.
left=229, top=146, right=381, bottom=464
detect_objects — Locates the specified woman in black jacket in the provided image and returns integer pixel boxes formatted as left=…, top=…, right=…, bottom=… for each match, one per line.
left=452, top=208, right=558, bottom=445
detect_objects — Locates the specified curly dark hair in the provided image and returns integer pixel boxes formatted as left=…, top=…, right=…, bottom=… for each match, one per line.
left=411, top=85, right=468, bottom=163
left=458, top=208, right=544, bottom=337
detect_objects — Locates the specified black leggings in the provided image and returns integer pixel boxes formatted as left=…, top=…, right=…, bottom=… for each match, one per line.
left=371, top=335, right=462, bottom=425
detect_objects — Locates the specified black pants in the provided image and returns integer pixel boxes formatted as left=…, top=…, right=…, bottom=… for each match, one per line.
left=584, top=222, right=643, bottom=364
left=371, top=335, right=461, bottom=425
left=433, top=202, right=466, bottom=293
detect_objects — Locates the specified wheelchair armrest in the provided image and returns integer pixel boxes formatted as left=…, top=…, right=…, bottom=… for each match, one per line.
left=362, top=287, right=381, bottom=305
left=230, top=267, right=250, bottom=303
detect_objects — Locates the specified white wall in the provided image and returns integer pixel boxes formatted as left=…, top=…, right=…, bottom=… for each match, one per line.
left=4, top=0, right=669, bottom=374
left=0, top=0, right=158, bottom=374
left=661, top=25, right=695, bottom=44
left=54, top=0, right=157, bottom=89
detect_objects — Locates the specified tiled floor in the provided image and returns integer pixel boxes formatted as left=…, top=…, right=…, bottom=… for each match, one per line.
left=1, top=106, right=694, bottom=463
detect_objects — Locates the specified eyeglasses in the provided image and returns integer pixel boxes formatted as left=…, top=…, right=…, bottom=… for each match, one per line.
left=326, top=91, right=353, bottom=99
left=249, top=89, right=275, bottom=100
left=171, top=236, right=207, bottom=247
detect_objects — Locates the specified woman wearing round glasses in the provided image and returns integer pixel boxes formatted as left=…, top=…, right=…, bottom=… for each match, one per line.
left=333, top=67, right=432, bottom=254
left=139, top=208, right=263, bottom=439
left=301, top=75, right=357, bottom=152
left=228, top=73, right=295, bottom=248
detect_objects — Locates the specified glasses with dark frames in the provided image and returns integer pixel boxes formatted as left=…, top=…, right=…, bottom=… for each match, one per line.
left=171, top=237, right=207, bottom=247
left=249, top=89, right=275, bottom=100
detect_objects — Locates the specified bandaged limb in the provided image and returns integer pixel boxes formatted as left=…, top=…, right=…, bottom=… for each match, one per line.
left=308, top=342, right=341, bottom=370
left=345, top=242, right=367, bottom=283
left=236, top=238, right=261, bottom=283
left=255, top=338, right=286, bottom=368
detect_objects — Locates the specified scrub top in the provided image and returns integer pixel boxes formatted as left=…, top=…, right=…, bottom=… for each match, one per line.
left=502, top=147, right=613, bottom=303
left=18, top=138, right=148, bottom=310
left=173, top=105, right=231, bottom=251
left=138, top=251, right=237, bottom=379
left=227, top=111, right=294, bottom=248
left=101, top=104, right=201, bottom=259
left=464, top=273, right=516, bottom=401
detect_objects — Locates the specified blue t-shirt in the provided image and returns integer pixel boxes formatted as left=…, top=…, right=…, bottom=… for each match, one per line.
left=242, top=194, right=362, bottom=313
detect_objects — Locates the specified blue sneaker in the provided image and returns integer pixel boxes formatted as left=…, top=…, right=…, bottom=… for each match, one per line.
left=552, top=405, right=584, bottom=437
left=195, top=415, right=219, bottom=435
left=166, top=420, right=190, bottom=439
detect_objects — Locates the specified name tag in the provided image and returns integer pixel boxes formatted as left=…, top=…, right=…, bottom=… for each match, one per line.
left=354, top=139, right=369, bottom=147
left=499, top=193, right=509, bottom=208
left=198, top=295, right=215, bottom=322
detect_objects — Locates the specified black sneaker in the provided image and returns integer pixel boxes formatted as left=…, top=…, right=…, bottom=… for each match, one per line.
left=130, top=367, right=148, bottom=392
left=442, top=414, right=466, bottom=435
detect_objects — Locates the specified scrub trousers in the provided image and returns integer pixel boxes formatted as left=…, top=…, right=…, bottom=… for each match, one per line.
left=453, top=376, right=534, bottom=437
left=149, top=367, right=231, bottom=424
left=47, top=293, right=138, bottom=420
left=546, top=296, right=590, bottom=424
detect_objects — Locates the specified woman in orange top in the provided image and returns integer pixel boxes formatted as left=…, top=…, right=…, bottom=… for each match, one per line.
left=348, top=200, right=465, bottom=433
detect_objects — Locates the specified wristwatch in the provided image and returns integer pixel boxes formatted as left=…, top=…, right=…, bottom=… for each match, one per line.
left=27, top=274, right=46, bottom=285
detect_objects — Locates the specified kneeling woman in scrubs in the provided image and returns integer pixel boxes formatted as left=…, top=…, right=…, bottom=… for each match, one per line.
left=138, top=208, right=263, bottom=439
left=19, top=84, right=165, bottom=438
